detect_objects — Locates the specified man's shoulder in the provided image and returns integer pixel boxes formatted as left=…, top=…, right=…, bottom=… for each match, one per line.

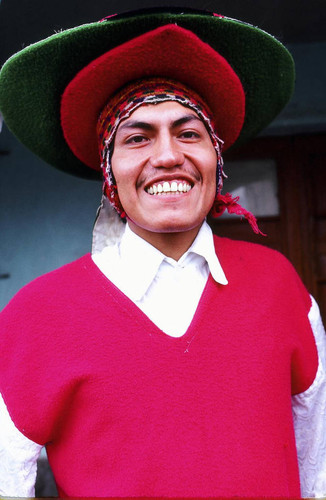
left=212, top=235, right=304, bottom=288
left=2, top=254, right=94, bottom=312
left=212, top=235, right=312, bottom=312
left=24, top=253, right=92, bottom=288
left=213, top=235, right=286, bottom=262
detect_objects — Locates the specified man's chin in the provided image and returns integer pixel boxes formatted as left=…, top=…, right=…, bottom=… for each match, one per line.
left=130, top=219, right=203, bottom=236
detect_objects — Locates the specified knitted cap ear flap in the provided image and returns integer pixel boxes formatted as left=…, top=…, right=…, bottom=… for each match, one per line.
left=104, top=183, right=126, bottom=219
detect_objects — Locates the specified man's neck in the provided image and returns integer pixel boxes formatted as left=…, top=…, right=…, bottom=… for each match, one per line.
left=127, top=220, right=202, bottom=261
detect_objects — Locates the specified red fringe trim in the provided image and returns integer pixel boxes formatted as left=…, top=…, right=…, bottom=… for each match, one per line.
left=211, top=193, right=266, bottom=236
left=104, top=184, right=126, bottom=218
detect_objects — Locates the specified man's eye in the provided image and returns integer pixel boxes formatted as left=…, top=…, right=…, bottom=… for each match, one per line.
left=179, top=131, right=200, bottom=139
left=126, top=135, right=148, bottom=144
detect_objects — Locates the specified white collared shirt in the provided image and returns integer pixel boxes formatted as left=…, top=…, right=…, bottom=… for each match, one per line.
left=92, top=221, right=227, bottom=337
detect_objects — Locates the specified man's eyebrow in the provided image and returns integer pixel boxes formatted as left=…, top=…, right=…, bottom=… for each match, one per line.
left=171, top=115, right=202, bottom=128
left=117, top=114, right=202, bottom=132
left=118, top=120, right=154, bottom=131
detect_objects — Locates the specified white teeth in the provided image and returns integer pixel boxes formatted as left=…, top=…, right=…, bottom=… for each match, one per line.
left=146, top=180, right=192, bottom=195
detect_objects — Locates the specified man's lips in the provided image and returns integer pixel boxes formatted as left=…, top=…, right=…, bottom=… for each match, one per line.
left=145, top=179, right=192, bottom=195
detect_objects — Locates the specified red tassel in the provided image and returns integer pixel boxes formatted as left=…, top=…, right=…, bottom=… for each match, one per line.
left=211, top=192, right=266, bottom=236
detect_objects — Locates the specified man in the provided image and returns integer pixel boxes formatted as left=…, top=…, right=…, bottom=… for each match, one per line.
left=0, top=8, right=325, bottom=498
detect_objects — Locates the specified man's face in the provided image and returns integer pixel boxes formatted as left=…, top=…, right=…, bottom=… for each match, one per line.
left=111, top=101, right=217, bottom=240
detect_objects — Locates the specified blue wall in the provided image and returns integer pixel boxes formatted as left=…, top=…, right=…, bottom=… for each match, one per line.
left=0, top=126, right=101, bottom=309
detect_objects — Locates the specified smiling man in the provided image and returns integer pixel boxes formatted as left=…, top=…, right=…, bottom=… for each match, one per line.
left=111, top=100, right=217, bottom=258
left=0, top=8, right=326, bottom=499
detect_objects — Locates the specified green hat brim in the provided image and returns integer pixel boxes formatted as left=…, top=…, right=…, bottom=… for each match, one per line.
left=0, top=8, right=295, bottom=179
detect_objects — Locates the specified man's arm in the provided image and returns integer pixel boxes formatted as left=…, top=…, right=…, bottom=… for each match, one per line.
left=0, top=393, right=42, bottom=497
left=292, top=296, right=326, bottom=497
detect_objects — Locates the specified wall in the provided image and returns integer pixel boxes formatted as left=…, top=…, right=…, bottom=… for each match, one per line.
left=0, top=126, right=101, bottom=309
left=265, top=42, right=326, bottom=135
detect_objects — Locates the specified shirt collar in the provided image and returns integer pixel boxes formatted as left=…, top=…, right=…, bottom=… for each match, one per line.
left=119, top=224, right=167, bottom=300
left=184, top=221, right=228, bottom=285
left=119, top=221, right=228, bottom=301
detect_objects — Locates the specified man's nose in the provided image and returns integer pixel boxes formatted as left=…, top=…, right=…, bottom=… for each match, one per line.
left=149, top=133, right=184, bottom=168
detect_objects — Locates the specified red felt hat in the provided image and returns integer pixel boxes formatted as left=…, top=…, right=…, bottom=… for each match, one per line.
left=0, top=8, right=295, bottom=179
left=61, top=24, right=245, bottom=172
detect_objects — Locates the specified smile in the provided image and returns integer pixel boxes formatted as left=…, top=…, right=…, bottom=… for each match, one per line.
left=146, top=180, right=192, bottom=195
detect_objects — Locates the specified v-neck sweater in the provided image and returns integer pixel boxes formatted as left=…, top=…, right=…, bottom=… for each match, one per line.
left=0, top=236, right=317, bottom=498
left=92, top=221, right=227, bottom=336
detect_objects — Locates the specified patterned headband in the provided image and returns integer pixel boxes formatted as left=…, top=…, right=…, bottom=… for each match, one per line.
left=97, top=78, right=224, bottom=216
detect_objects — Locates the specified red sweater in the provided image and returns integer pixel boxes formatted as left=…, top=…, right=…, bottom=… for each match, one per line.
left=0, top=237, right=317, bottom=498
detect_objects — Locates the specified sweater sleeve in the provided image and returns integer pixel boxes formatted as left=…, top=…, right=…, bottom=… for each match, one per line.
left=292, top=296, right=326, bottom=497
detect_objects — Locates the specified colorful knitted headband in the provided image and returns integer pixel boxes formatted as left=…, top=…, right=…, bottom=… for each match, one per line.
left=97, top=78, right=225, bottom=217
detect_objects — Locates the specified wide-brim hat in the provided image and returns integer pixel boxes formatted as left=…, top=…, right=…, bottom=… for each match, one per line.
left=0, top=7, right=295, bottom=180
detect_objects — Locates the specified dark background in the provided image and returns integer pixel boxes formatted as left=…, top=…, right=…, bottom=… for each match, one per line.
left=1, top=0, right=326, bottom=64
